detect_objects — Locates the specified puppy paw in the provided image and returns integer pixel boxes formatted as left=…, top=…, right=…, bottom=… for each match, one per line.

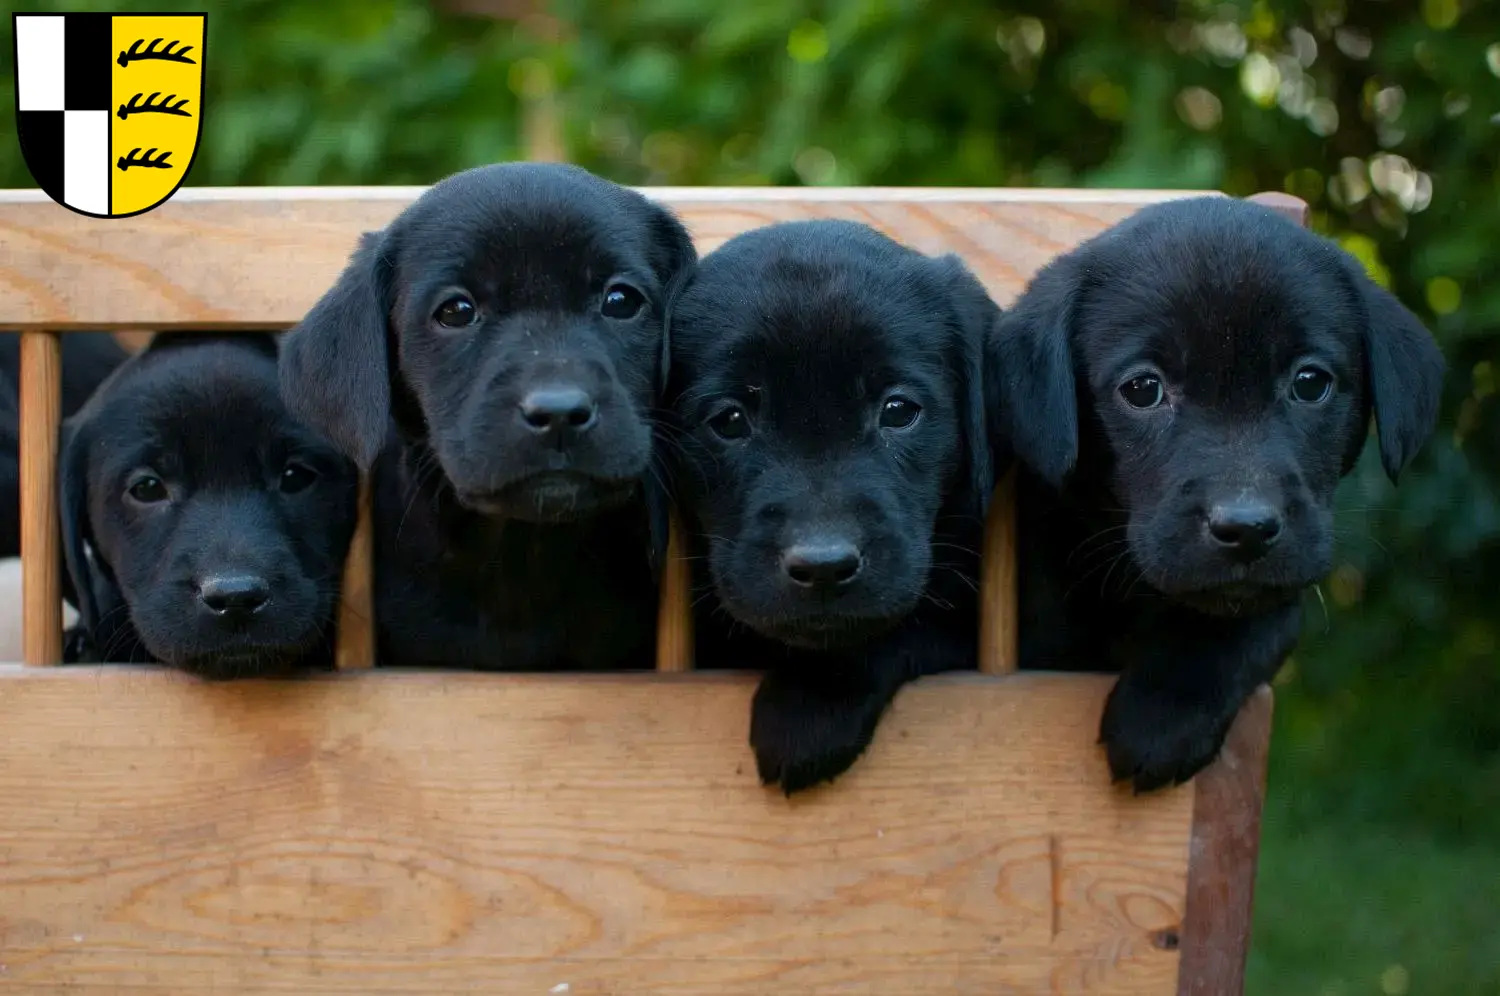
left=1099, top=676, right=1237, bottom=793
left=749, top=671, right=886, bottom=796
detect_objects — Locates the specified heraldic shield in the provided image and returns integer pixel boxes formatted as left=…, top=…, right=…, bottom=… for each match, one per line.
left=12, top=13, right=205, bottom=219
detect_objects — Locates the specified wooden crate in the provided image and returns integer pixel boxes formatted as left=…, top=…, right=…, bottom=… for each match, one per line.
left=0, top=185, right=1304, bottom=994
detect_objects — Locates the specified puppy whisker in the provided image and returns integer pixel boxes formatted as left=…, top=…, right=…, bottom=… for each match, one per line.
left=929, top=563, right=980, bottom=595
left=1312, top=583, right=1330, bottom=633
left=395, top=449, right=445, bottom=545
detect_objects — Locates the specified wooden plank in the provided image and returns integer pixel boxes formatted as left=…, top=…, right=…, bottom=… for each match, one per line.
left=18, top=332, right=61, bottom=666
left=0, top=668, right=1204, bottom=994
left=0, top=186, right=1215, bottom=329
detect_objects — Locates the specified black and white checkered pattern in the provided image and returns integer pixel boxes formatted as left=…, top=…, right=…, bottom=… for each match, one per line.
left=14, top=13, right=115, bottom=215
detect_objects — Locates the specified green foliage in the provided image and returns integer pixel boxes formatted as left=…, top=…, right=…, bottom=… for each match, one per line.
left=2, top=0, right=534, bottom=183
left=4, top=0, right=1497, bottom=988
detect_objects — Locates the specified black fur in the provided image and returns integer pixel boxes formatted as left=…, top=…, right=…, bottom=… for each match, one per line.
left=666, top=220, right=995, bottom=794
left=990, top=196, right=1446, bottom=791
left=278, top=162, right=696, bottom=669
left=1, top=332, right=129, bottom=557
left=58, top=332, right=359, bottom=678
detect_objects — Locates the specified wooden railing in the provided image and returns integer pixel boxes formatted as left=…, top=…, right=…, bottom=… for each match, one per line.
left=0, top=185, right=1304, bottom=994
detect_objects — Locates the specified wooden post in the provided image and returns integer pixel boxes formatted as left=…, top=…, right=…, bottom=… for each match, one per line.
left=19, top=331, right=63, bottom=666
left=1178, top=687, right=1274, bottom=995
left=1246, top=189, right=1311, bottom=227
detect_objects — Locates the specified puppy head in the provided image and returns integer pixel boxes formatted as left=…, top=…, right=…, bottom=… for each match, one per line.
left=60, top=333, right=359, bottom=677
left=992, top=196, right=1445, bottom=613
left=280, top=162, right=695, bottom=534
left=668, top=220, right=994, bottom=649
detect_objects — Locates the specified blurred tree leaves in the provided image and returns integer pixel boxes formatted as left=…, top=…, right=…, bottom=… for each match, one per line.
left=2, top=0, right=534, bottom=184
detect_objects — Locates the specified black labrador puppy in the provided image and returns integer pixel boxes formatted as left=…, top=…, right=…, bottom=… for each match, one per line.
left=279, top=162, right=695, bottom=669
left=666, top=220, right=995, bottom=794
left=989, top=196, right=1445, bottom=791
left=1, top=332, right=129, bottom=557
left=59, top=331, right=360, bottom=678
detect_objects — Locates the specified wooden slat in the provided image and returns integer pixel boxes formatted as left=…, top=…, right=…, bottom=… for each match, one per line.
left=0, top=187, right=1214, bottom=329
left=18, top=331, right=62, bottom=666
left=333, top=477, right=375, bottom=669
left=654, top=511, right=694, bottom=673
left=978, top=467, right=1019, bottom=675
left=0, top=668, right=1221, bottom=994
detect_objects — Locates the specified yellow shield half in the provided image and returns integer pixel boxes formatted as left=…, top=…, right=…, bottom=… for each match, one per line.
left=111, top=14, right=205, bottom=216
left=12, top=12, right=205, bottom=218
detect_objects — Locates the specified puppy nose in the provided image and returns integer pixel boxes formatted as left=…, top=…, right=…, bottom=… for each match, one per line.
left=1205, top=501, right=1283, bottom=561
left=519, top=386, right=598, bottom=434
left=197, top=574, right=271, bottom=617
left=781, top=541, right=864, bottom=589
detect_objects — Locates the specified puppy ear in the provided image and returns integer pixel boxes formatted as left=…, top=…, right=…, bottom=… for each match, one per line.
left=987, top=255, right=1081, bottom=490
left=279, top=231, right=395, bottom=470
left=643, top=201, right=698, bottom=291
left=933, top=254, right=998, bottom=519
left=645, top=200, right=698, bottom=396
left=1339, top=258, right=1446, bottom=483
left=643, top=200, right=697, bottom=575
left=645, top=272, right=688, bottom=577
left=57, top=416, right=124, bottom=642
left=643, top=460, right=673, bottom=580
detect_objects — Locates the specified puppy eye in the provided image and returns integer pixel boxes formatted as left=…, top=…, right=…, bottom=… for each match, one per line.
left=601, top=283, right=646, bottom=320
left=126, top=475, right=168, bottom=504
left=280, top=462, right=319, bottom=495
left=1119, top=374, right=1165, bottom=409
left=433, top=295, right=477, bottom=329
left=707, top=404, right=751, bottom=441
left=878, top=395, right=922, bottom=430
left=1290, top=366, right=1334, bottom=404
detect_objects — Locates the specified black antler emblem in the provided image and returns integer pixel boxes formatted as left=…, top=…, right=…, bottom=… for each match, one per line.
left=117, top=92, right=192, bottom=121
left=117, top=38, right=196, bottom=68
left=117, top=148, right=173, bottom=172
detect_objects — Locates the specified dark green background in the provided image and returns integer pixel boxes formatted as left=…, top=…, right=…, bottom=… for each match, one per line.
left=5, top=1, right=1496, bottom=990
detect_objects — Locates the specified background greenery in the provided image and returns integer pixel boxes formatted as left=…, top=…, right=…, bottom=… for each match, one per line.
left=4, top=0, right=1496, bottom=990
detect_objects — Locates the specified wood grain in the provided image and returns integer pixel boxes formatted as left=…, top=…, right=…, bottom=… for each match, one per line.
left=0, top=668, right=1202, bottom=994
left=333, top=477, right=375, bottom=669
left=18, top=331, right=62, bottom=666
left=0, top=186, right=1214, bottom=329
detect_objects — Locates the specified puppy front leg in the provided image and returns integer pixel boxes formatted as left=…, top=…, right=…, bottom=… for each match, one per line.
left=1100, top=603, right=1300, bottom=793
left=750, top=658, right=910, bottom=796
